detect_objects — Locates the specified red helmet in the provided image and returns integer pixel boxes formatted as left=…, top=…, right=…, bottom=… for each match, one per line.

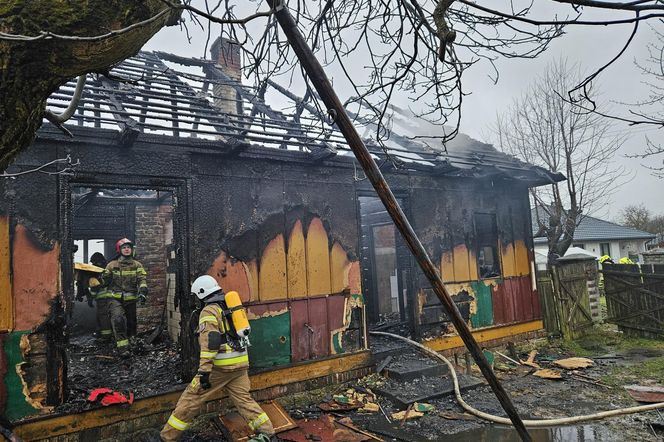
left=115, top=238, right=134, bottom=253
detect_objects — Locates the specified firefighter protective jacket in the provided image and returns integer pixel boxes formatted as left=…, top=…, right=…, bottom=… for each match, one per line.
left=98, top=256, right=147, bottom=301
left=197, top=303, right=249, bottom=373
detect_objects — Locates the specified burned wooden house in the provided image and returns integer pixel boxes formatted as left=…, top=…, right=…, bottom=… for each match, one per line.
left=1, top=38, right=563, bottom=439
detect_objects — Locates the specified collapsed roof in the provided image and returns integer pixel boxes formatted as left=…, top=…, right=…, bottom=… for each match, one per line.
left=44, top=50, right=564, bottom=186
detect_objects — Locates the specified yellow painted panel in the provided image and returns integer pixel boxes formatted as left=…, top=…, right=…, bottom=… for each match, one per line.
left=514, top=240, right=530, bottom=276
left=0, top=216, right=12, bottom=331
left=468, top=249, right=479, bottom=281
left=348, top=261, right=361, bottom=295
left=247, top=259, right=260, bottom=303
left=330, top=242, right=350, bottom=293
left=501, top=242, right=517, bottom=277
left=424, top=320, right=543, bottom=352
left=441, top=251, right=454, bottom=283
left=259, top=234, right=288, bottom=301
left=286, top=220, right=307, bottom=299
left=306, top=218, right=331, bottom=296
left=452, top=244, right=471, bottom=282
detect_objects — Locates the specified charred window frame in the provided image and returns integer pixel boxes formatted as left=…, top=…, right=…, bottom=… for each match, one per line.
left=475, top=213, right=501, bottom=279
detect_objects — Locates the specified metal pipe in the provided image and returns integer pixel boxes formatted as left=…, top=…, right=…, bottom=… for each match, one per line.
left=267, top=1, right=531, bottom=440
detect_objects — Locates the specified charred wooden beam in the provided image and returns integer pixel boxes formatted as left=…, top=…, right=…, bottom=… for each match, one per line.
left=309, top=142, right=337, bottom=162
left=226, top=136, right=250, bottom=155
left=268, top=2, right=531, bottom=440
left=99, top=79, right=139, bottom=147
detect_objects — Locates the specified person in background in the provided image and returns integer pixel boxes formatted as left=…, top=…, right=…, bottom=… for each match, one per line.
left=98, top=238, right=148, bottom=355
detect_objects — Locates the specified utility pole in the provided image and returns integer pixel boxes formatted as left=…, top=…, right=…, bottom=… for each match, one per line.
left=267, top=1, right=531, bottom=440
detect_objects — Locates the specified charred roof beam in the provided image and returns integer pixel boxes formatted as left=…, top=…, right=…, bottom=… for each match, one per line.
left=99, top=78, right=139, bottom=147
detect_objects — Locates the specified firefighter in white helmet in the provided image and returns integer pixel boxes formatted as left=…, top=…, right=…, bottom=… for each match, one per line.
left=160, top=275, right=275, bottom=442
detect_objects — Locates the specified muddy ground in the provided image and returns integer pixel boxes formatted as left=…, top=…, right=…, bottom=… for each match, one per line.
left=126, top=324, right=664, bottom=442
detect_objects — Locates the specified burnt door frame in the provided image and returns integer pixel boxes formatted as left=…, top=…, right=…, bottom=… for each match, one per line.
left=356, top=191, right=413, bottom=326
left=58, top=172, right=192, bottom=403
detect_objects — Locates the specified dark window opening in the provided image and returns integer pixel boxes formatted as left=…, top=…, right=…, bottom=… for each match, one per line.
left=574, top=243, right=586, bottom=250
left=475, top=213, right=501, bottom=279
left=600, top=242, right=610, bottom=256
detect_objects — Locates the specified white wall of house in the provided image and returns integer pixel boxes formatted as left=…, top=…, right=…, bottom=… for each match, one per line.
left=534, top=239, right=650, bottom=264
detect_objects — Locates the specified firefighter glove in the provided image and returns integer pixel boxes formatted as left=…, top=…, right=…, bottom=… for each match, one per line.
left=138, top=287, right=148, bottom=305
left=198, top=371, right=211, bottom=390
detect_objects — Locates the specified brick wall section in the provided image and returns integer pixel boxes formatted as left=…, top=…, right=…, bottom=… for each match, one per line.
left=134, top=203, right=173, bottom=332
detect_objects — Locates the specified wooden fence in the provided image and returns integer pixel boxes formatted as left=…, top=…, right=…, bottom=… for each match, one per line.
left=603, top=263, right=664, bottom=339
left=537, top=259, right=596, bottom=338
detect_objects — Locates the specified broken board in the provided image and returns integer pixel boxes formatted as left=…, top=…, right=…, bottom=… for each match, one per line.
left=219, top=400, right=297, bottom=441
left=625, top=385, right=664, bottom=403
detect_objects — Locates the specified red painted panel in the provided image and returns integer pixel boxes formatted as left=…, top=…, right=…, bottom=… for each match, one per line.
left=493, top=276, right=540, bottom=325
left=13, top=225, right=59, bottom=330
left=491, top=283, right=506, bottom=325
left=290, top=300, right=310, bottom=362
left=327, top=295, right=346, bottom=331
left=522, top=277, right=536, bottom=321
left=308, top=298, right=329, bottom=359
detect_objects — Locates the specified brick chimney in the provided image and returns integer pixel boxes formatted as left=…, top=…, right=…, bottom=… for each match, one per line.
left=209, top=37, right=242, bottom=115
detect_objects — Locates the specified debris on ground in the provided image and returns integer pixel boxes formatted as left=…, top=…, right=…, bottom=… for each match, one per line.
left=391, top=408, right=424, bottom=421
left=520, top=350, right=541, bottom=369
left=553, top=357, right=594, bottom=370
left=60, top=333, right=182, bottom=413
left=533, top=368, right=563, bottom=379
left=219, top=401, right=296, bottom=441
left=624, top=385, right=664, bottom=403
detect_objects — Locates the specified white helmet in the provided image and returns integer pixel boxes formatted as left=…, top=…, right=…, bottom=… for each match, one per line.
left=191, top=275, right=222, bottom=300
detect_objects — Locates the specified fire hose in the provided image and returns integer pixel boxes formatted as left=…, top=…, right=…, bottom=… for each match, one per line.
left=370, top=331, right=664, bottom=427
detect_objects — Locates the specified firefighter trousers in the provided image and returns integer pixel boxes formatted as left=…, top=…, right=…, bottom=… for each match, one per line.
left=108, top=299, right=132, bottom=348
left=160, top=368, right=274, bottom=441
left=96, top=299, right=113, bottom=340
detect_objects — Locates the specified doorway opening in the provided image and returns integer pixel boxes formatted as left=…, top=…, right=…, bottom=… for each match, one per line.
left=358, top=196, right=411, bottom=327
left=65, top=186, right=183, bottom=405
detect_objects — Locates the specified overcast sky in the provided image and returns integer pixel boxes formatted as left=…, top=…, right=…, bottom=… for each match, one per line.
left=145, top=2, right=664, bottom=222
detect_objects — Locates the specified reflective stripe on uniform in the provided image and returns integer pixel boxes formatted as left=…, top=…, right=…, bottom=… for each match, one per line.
left=116, top=339, right=129, bottom=347
left=167, top=414, right=189, bottom=431
left=100, top=329, right=112, bottom=335
left=248, top=412, right=270, bottom=430
left=200, top=350, right=217, bottom=359
left=199, top=315, right=218, bottom=325
left=213, top=353, right=248, bottom=366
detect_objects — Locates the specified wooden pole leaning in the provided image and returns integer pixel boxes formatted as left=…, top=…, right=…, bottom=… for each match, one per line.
left=267, top=1, right=531, bottom=440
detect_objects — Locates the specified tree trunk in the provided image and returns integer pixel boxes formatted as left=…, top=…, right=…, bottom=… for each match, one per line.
left=0, top=1, right=181, bottom=171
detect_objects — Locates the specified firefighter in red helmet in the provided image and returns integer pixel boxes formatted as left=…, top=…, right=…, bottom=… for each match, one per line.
left=98, top=238, right=148, bottom=355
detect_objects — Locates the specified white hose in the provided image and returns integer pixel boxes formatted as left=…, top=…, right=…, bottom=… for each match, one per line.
left=370, top=331, right=664, bottom=427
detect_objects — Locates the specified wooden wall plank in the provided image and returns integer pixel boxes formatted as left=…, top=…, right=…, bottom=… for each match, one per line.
left=452, top=244, right=471, bottom=282
left=441, top=251, right=454, bottom=282
left=514, top=240, right=530, bottom=277
left=208, top=251, right=251, bottom=303
left=286, top=220, right=307, bottom=299
left=0, top=216, right=12, bottom=331
left=258, top=234, right=287, bottom=301
left=289, top=300, right=310, bottom=362
left=501, top=243, right=517, bottom=278
left=305, top=218, right=331, bottom=296
left=329, top=242, right=350, bottom=294
left=308, top=297, right=329, bottom=359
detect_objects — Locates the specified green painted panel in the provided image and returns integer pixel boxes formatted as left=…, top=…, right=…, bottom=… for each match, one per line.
left=4, top=331, right=38, bottom=421
left=248, top=312, right=291, bottom=369
left=470, top=282, right=494, bottom=328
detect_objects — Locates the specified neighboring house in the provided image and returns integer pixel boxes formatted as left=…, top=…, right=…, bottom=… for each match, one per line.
left=646, top=233, right=664, bottom=250
left=532, top=209, right=656, bottom=264
left=1, top=39, right=564, bottom=437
